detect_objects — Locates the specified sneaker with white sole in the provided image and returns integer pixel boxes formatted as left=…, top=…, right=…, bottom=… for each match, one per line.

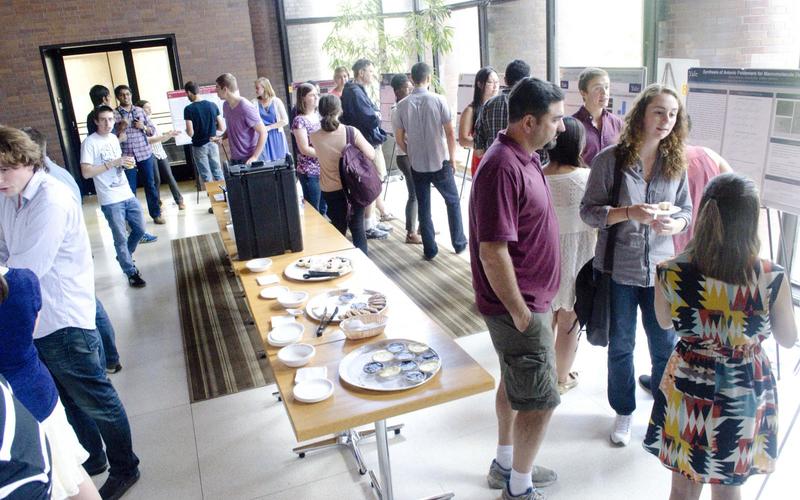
left=487, top=459, right=557, bottom=489
left=610, top=414, right=632, bottom=446
left=365, top=228, right=389, bottom=240
left=502, top=484, right=545, bottom=500
left=375, top=222, right=393, bottom=232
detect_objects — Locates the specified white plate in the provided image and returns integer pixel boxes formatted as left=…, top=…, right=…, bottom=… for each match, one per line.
left=260, top=286, right=289, bottom=300
left=338, top=338, right=441, bottom=392
left=284, top=255, right=354, bottom=282
left=295, top=366, right=328, bottom=384
left=650, top=205, right=681, bottom=217
left=293, top=378, right=334, bottom=403
left=267, top=323, right=304, bottom=347
left=305, top=288, right=387, bottom=323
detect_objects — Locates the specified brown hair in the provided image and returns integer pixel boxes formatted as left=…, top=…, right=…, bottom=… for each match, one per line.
left=334, top=67, right=349, bottom=79
left=578, top=67, right=609, bottom=93
left=614, top=84, right=687, bottom=180
left=215, top=73, right=238, bottom=92
left=318, top=94, right=342, bottom=132
left=686, top=173, right=761, bottom=286
left=0, top=126, right=43, bottom=171
left=0, top=272, right=7, bottom=304
left=295, top=83, right=316, bottom=115
left=255, top=77, right=276, bottom=100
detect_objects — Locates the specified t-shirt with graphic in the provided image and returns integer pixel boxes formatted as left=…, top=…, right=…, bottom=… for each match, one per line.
left=80, top=133, right=134, bottom=206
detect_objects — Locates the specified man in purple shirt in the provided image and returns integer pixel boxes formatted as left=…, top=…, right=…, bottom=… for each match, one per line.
left=571, top=67, right=624, bottom=165
left=212, top=73, right=267, bottom=164
left=112, top=85, right=163, bottom=224
left=469, top=77, right=565, bottom=500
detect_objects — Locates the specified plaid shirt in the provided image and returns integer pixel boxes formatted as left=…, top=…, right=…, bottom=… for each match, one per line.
left=473, top=89, right=509, bottom=151
left=113, top=106, right=155, bottom=162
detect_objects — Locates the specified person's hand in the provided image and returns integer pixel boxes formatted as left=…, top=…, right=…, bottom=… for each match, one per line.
left=168, top=130, right=180, bottom=138
left=117, top=120, right=128, bottom=132
left=132, top=119, right=145, bottom=130
left=210, top=135, right=222, bottom=143
left=650, top=216, right=685, bottom=236
left=627, top=203, right=657, bottom=224
left=512, top=308, right=532, bottom=333
left=442, top=159, right=455, bottom=173
left=245, top=155, right=258, bottom=165
left=121, top=156, right=136, bottom=169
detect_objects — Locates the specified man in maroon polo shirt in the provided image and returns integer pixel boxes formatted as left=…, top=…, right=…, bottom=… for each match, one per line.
left=469, top=77, right=565, bottom=500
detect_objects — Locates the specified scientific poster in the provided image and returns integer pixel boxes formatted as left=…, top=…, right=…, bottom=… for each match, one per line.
left=686, top=67, right=800, bottom=214
left=167, top=85, right=224, bottom=146
left=559, top=67, right=646, bottom=117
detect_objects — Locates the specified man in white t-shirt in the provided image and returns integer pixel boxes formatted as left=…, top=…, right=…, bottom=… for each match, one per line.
left=81, top=105, right=147, bottom=288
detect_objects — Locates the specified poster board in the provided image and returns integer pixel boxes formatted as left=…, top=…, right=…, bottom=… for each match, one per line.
left=559, top=67, right=646, bottom=117
left=657, top=58, right=700, bottom=105
left=167, top=85, right=224, bottom=146
left=686, top=67, right=800, bottom=215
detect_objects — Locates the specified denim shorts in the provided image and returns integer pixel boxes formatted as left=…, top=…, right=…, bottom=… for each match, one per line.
left=484, top=311, right=560, bottom=411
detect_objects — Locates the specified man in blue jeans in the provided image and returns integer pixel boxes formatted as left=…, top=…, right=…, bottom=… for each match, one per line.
left=0, top=125, right=140, bottom=500
left=392, top=62, right=466, bottom=260
left=183, top=81, right=225, bottom=183
left=113, top=85, right=164, bottom=225
left=82, top=106, right=148, bottom=288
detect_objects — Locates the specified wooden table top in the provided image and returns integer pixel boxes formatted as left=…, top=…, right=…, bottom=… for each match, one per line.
left=205, top=179, right=494, bottom=443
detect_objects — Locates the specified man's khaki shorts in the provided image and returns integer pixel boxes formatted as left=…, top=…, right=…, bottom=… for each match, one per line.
left=484, top=311, right=561, bottom=411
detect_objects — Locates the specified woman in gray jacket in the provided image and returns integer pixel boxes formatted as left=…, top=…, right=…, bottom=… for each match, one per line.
left=580, top=84, right=692, bottom=447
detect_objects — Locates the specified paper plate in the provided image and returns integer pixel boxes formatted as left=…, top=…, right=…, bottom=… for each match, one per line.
left=293, top=378, right=334, bottom=403
left=651, top=205, right=681, bottom=217
left=260, top=286, right=289, bottom=300
left=284, top=255, right=353, bottom=282
left=267, top=323, right=304, bottom=347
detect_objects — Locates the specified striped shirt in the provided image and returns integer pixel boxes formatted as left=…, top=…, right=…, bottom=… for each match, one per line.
left=113, top=106, right=156, bottom=162
left=0, top=376, right=52, bottom=499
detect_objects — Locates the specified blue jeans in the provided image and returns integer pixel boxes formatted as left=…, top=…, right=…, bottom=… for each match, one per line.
left=124, top=155, right=160, bottom=219
left=607, top=279, right=677, bottom=415
left=298, top=173, right=327, bottom=216
left=100, top=198, right=145, bottom=276
left=95, top=298, right=119, bottom=367
left=191, top=142, right=224, bottom=182
left=323, top=189, right=366, bottom=254
left=412, top=166, right=467, bottom=259
left=34, top=327, right=139, bottom=478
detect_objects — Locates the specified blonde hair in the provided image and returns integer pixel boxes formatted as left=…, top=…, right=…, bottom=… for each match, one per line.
left=255, top=77, right=276, bottom=100
left=0, top=126, right=43, bottom=171
left=615, top=84, right=687, bottom=180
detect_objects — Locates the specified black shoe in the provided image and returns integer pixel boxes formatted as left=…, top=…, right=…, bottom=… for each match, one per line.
left=106, top=363, right=123, bottom=374
left=454, top=244, right=467, bottom=255
left=128, top=272, right=146, bottom=288
left=638, top=374, right=652, bottom=394
left=208, top=207, right=214, bottom=214
left=99, top=469, right=140, bottom=500
left=84, top=462, right=108, bottom=476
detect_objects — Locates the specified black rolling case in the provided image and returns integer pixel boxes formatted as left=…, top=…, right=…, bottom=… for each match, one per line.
left=224, top=158, right=303, bottom=259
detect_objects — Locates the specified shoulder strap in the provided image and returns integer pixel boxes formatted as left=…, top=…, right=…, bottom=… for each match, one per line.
left=602, top=163, right=624, bottom=273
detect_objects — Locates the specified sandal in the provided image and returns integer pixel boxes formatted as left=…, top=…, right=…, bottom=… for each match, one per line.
left=558, top=371, right=579, bottom=395
left=380, top=212, right=397, bottom=222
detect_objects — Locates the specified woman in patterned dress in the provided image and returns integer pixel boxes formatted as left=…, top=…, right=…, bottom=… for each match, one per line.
left=291, top=83, right=326, bottom=215
left=645, top=173, right=797, bottom=499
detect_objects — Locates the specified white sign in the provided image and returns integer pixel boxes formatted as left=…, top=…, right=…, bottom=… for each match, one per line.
left=167, top=86, right=224, bottom=146
left=558, top=67, right=647, bottom=118
left=657, top=58, right=700, bottom=105
left=686, top=67, right=800, bottom=215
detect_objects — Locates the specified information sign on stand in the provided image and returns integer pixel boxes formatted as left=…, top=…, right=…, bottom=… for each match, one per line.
left=559, top=67, right=646, bottom=118
left=167, top=85, right=224, bottom=146
left=686, top=67, right=800, bottom=215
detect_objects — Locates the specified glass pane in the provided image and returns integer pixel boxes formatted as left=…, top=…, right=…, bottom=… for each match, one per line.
left=132, top=47, right=175, bottom=131
left=486, top=0, right=547, bottom=79
left=284, top=0, right=351, bottom=19
left=287, top=22, right=338, bottom=84
left=63, top=51, right=128, bottom=140
left=557, top=0, right=643, bottom=67
left=382, top=0, right=413, bottom=13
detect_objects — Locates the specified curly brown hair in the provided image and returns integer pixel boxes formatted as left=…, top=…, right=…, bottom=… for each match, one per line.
left=614, top=84, right=687, bottom=180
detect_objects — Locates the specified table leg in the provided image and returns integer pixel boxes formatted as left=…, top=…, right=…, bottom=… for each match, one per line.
left=375, top=419, right=393, bottom=500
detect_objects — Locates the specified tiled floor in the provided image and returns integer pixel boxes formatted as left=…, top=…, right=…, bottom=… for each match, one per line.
left=85, top=178, right=797, bottom=499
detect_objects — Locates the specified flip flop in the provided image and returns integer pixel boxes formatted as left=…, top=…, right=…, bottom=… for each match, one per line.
left=558, top=371, right=579, bottom=395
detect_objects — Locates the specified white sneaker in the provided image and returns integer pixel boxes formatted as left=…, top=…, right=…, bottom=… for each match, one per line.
left=610, top=414, right=632, bottom=446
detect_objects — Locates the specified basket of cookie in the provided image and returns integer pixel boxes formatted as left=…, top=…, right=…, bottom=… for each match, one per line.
left=340, top=313, right=389, bottom=340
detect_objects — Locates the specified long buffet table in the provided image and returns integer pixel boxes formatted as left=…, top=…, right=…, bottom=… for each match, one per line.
left=205, top=180, right=494, bottom=499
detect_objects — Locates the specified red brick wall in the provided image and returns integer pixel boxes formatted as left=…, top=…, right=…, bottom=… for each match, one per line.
left=0, top=0, right=283, bottom=166
left=658, top=0, right=800, bottom=68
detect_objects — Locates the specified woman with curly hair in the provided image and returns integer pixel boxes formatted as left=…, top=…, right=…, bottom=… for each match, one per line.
left=580, top=84, right=692, bottom=447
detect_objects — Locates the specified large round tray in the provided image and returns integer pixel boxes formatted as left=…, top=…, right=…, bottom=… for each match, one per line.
left=306, top=288, right=387, bottom=323
left=338, top=338, right=441, bottom=392
left=284, top=255, right=353, bottom=282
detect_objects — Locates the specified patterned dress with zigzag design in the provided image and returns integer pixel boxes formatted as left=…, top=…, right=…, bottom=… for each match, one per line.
left=643, top=256, right=784, bottom=485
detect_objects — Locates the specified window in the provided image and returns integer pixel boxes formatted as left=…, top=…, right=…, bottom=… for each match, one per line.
left=557, top=0, right=644, bottom=67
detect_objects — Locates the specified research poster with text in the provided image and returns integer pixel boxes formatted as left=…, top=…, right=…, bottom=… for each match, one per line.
left=686, top=68, right=800, bottom=215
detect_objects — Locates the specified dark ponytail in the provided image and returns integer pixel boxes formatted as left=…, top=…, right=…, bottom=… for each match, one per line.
left=318, top=94, right=342, bottom=132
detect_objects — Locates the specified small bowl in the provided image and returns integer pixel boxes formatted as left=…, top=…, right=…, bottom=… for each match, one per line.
left=277, top=291, right=309, bottom=308
left=246, top=258, right=272, bottom=273
left=340, top=313, right=388, bottom=340
left=260, top=285, right=289, bottom=300
left=267, top=323, right=304, bottom=347
left=277, top=343, right=316, bottom=368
